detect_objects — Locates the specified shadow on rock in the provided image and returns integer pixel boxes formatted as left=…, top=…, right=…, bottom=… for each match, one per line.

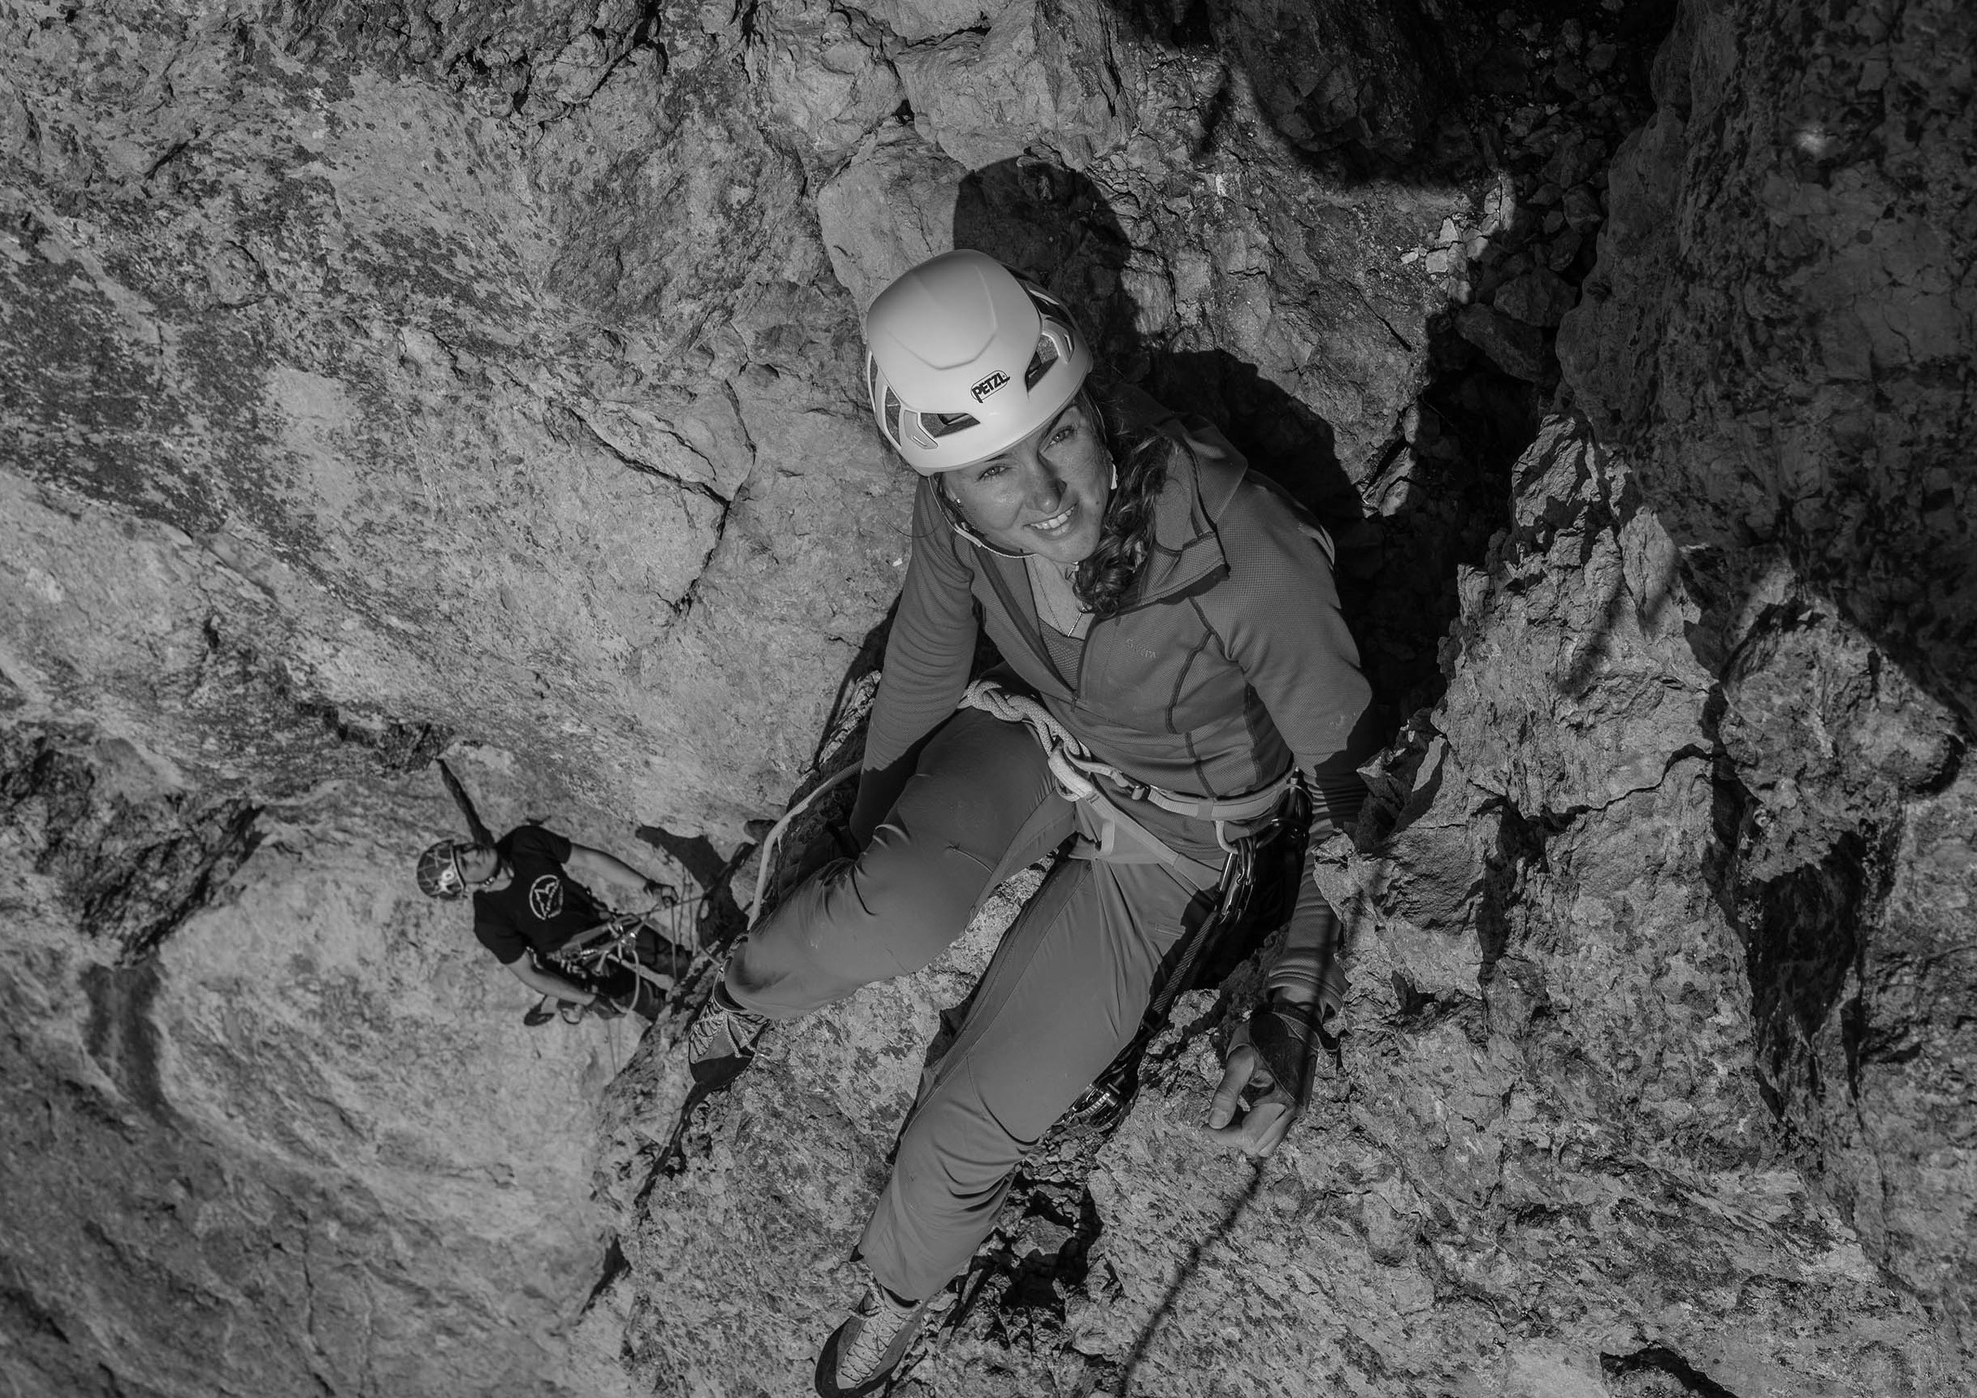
left=1101, top=0, right=1676, bottom=188
left=950, top=155, right=1514, bottom=720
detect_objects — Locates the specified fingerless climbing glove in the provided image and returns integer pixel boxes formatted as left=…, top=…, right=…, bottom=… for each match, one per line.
left=1242, top=994, right=1336, bottom=1111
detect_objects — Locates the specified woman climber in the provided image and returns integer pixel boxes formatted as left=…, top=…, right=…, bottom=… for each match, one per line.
left=685, top=249, right=1377, bottom=1396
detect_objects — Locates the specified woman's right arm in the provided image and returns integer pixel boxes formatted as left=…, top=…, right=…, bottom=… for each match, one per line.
left=848, top=477, right=980, bottom=845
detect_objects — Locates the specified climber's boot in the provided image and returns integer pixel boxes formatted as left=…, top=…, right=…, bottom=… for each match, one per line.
left=686, top=982, right=769, bottom=1091
left=813, top=1275, right=934, bottom=1397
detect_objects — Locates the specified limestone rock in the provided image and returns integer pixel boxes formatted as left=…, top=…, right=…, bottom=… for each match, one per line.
left=747, top=0, right=904, bottom=169
left=1455, top=302, right=1552, bottom=382
left=1493, top=267, right=1578, bottom=326
left=817, top=123, right=972, bottom=312
left=0, top=722, right=654, bottom=1398
left=1556, top=0, right=1977, bottom=728
left=895, top=0, right=1140, bottom=171
left=1210, top=0, right=1466, bottom=172
left=848, top=0, right=995, bottom=44
left=1434, top=417, right=1715, bottom=820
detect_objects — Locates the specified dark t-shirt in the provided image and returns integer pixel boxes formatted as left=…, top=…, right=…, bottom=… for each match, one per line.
left=472, top=825, right=607, bottom=966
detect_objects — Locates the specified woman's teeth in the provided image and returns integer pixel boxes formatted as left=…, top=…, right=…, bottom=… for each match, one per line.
left=1031, top=505, right=1076, bottom=533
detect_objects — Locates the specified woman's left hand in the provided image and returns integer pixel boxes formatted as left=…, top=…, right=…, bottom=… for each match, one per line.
left=1201, top=992, right=1336, bottom=1158
left=1201, top=1041, right=1301, bottom=1158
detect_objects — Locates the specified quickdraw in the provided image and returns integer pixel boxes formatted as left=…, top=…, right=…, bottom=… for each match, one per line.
left=527, top=896, right=703, bottom=1022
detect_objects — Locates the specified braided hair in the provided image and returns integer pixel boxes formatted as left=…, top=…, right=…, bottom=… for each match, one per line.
left=1071, top=385, right=1173, bottom=620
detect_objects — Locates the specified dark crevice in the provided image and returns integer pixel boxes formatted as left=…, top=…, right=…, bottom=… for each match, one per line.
left=1476, top=799, right=1548, bottom=983
left=578, top=1237, right=629, bottom=1317
left=1389, top=970, right=1473, bottom=1033
left=82, top=961, right=174, bottom=1120
left=1740, top=828, right=1896, bottom=1108
left=1601, top=1344, right=1743, bottom=1398
left=0, top=725, right=262, bottom=963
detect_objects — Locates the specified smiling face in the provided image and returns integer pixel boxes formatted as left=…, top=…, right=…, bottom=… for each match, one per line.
left=940, top=396, right=1113, bottom=566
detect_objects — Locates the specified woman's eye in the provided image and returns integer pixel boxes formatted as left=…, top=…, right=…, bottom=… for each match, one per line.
left=1047, top=425, right=1075, bottom=446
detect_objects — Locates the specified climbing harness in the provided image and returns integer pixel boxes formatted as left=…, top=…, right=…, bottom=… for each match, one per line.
left=521, top=894, right=705, bottom=1025
left=955, top=676, right=1306, bottom=1134
left=956, top=678, right=1296, bottom=853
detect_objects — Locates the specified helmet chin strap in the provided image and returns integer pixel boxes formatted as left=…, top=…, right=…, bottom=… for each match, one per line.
left=935, top=479, right=1030, bottom=558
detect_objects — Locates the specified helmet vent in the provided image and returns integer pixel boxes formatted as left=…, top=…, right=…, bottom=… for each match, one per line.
left=883, top=386, right=903, bottom=443
left=1024, top=332, right=1059, bottom=391
left=923, top=410, right=980, bottom=439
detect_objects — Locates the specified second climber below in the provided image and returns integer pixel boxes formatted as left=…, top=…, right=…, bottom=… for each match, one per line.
left=686, top=249, right=1378, bottom=1396
left=416, top=824, right=688, bottom=1021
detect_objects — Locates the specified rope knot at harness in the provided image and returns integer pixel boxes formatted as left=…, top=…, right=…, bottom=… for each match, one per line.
left=957, top=679, right=1141, bottom=804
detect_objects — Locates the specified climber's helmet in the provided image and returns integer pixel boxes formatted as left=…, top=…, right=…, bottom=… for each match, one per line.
left=416, top=839, right=477, bottom=900
left=864, top=249, right=1093, bottom=475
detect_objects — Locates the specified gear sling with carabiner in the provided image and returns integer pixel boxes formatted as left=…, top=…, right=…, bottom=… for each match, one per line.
left=529, top=902, right=686, bottom=1021
left=955, top=679, right=1305, bottom=1132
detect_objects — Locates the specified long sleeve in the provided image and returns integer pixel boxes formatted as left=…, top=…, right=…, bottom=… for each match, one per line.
left=849, top=477, right=981, bottom=846
left=1199, top=471, right=1378, bottom=1006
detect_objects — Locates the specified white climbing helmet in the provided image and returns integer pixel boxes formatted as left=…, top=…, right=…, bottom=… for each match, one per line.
left=863, top=249, right=1093, bottom=475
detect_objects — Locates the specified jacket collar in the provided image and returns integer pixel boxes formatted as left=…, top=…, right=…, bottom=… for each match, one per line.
left=1129, top=416, right=1247, bottom=607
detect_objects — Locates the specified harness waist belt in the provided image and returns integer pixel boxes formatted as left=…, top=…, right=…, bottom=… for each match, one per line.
left=1111, top=769, right=1295, bottom=824
left=958, top=678, right=1293, bottom=823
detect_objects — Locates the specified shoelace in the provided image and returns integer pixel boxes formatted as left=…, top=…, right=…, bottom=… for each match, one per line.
left=687, top=995, right=765, bottom=1062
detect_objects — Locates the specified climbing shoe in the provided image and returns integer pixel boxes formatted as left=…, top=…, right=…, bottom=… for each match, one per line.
left=686, top=982, right=769, bottom=1090
left=813, top=1276, right=932, bottom=1397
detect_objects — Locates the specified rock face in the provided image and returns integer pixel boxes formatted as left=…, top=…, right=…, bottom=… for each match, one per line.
left=0, top=714, right=654, bottom=1398
left=1556, top=0, right=1977, bottom=1353
left=2, top=0, right=1972, bottom=1395
left=1557, top=0, right=1977, bottom=730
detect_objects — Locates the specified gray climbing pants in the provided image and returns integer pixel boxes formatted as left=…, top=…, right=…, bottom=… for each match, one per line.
left=727, top=708, right=1227, bottom=1303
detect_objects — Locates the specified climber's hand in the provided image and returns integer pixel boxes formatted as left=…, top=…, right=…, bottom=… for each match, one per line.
left=1201, top=992, right=1336, bottom=1159
left=1201, top=1039, right=1300, bottom=1159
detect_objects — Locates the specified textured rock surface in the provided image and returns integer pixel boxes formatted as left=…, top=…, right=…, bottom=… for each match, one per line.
left=1557, top=0, right=1977, bottom=729
left=0, top=0, right=908, bottom=846
left=0, top=712, right=659, bottom=1398
left=1557, top=0, right=1977, bottom=1350
left=4, top=0, right=1973, bottom=1394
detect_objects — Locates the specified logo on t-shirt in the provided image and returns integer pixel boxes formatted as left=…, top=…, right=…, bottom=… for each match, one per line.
left=528, top=875, right=564, bottom=921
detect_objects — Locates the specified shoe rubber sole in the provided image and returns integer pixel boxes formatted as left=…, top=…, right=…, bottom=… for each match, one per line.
left=812, top=1303, right=927, bottom=1398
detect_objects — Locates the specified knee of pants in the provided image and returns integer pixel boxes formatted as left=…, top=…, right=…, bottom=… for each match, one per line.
left=727, top=846, right=985, bottom=1008
left=846, top=836, right=995, bottom=966
left=894, top=1039, right=1108, bottom=1195
left=887, top=1069, right=1036, bottom=1211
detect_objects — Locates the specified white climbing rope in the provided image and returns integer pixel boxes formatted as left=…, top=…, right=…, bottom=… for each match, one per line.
left=748, top=764, right=860, bottom=924
left=956, top=678, right=1136, bottom=804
